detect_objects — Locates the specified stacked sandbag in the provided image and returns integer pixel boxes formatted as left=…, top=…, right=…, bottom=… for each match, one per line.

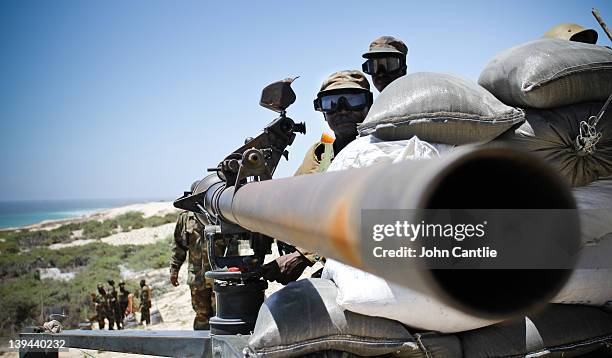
left=357, top=72, right=525, bottom=145
left=246, top=278, right=419, bottom=358
left=248, top=279, right=612, bottom=357
left=495, top=101, right=612, bottom=186
left=321, top=259, right=500, bottom=333
left=458, top=305, right=612, bottom=357
left=480, top=39, right=612, bottom=186
left=553, top=177, right=612, bottom=306
left=479, top=39, right=612, bottom=109
left=320, top=135, right=500, bottom=333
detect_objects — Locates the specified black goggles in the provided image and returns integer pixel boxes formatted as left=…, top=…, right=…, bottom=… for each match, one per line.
left=313, top=91, right=373, bottom=113
left=362, top=56, right=405, bottom=75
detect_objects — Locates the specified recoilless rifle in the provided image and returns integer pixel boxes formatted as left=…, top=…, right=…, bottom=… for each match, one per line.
left=174, top=77, right=306, bottom=335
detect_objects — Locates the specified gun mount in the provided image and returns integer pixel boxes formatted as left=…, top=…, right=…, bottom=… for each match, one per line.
left=173, top=77, right=305, bottom=334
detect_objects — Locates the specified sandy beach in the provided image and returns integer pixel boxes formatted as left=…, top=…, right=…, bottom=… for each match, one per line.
left=5, top=201, right=179, bottom=232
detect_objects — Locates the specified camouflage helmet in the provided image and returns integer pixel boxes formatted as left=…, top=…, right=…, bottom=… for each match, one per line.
left=118, top=280, right=126, bottom=286
left=318, top=70, right=370, bottom=95
left=543, top=23, right=598, bottom=44
left=107, top=279, right=115, bottom=286
left=363, top=36, right=408, bottom=58
left=140, top=279, right=146, bottom=287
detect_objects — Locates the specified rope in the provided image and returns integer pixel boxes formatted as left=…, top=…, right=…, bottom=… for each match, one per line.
left=575, top=93, right=612, bottom=155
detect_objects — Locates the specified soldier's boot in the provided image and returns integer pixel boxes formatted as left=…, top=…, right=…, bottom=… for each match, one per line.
left=193, top=316, right=210, bottom=330
left=108, top=318, right=115, bottom=330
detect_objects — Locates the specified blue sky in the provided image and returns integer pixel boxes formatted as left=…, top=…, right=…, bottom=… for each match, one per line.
left=1, top=0, right=610, bottom=201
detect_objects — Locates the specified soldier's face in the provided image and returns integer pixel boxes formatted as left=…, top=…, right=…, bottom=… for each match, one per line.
left=324, top=107, right=369, bottom=140
left=372, top=69, right=405, bottom=92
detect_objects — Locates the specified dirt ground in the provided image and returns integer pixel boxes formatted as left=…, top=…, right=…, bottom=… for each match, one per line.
left=1, top=243, right=323, bottom=358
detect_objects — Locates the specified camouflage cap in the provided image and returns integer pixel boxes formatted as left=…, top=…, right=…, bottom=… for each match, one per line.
left=319, top=70, right=370, bottom=95
left=363, top=36, right=408, bottom=58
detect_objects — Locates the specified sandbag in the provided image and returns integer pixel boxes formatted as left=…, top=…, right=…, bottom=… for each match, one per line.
left=325, top=137, right=498, bottom=333
left=330, top=135, right=455, bottom=171
left=479, top=38, right=612, bottom=109
left=321, top=259, right=499, bottom=333
left=553, top=177, right=612, bottom=306
left=246, top=278, right=418, bottom=358
left=459, top=305, right=612, bottom=357
left=358, top=72, right=525, bottom=145
left=494, top=102, right=612, bottom=187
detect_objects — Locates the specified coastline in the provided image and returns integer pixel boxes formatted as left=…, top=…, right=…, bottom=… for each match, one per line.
left=0, top=201, right=179, bottom=232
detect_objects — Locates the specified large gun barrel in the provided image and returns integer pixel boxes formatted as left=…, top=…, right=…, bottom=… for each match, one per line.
left=207, top=146, right=579, bottom=319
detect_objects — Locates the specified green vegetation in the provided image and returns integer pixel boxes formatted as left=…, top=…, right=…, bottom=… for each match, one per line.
left=0, top=211, right=178, bottom=253
left=0, top=213, right=176, bottom=338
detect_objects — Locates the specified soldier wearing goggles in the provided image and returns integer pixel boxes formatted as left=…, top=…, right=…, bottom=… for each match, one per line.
left=362, top=35, right=408, bottom=92
left=262, top=71, right=373, bottom=285
left=312, top=70, right=373, bottom=156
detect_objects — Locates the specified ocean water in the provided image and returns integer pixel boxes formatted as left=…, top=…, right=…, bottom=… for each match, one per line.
left=0, top=198, right=167, bottom=229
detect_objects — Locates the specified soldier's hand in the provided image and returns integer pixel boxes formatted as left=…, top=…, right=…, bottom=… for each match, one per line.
left=170, top=272, right=179, bottom=286
left=262, top=251, right=310, bottom=285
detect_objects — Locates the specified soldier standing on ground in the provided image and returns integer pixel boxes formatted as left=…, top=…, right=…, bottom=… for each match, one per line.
left=96, top=284, right=114, bottom=330
left=361, top=36, right=408, bottom=92
left=118, top=280, right=131, bottom=320
left=170, top=182, right=232, bottom=330
left=107, top=279, right=123, bottom=329
left=90, top=292, right=103, bottom=330
left=139, top=279, right=152, bottom=326
left=264, top=70, right=373, bottom=284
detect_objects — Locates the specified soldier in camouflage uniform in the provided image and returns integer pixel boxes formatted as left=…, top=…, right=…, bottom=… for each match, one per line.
left=118, top=280, right=131, bottom=320
left=107, top=279, right=123, bottom=329
left=361, top=36, right=408, bottom=92
left=90, top=292, right=105, bottom=330
left=264, top=71, right=373, bottom=284
left=96, top=284, right=115, bottom=330
left=139, top=279, right=152, bottom=325
left=170, top=204, right=230, bottom=330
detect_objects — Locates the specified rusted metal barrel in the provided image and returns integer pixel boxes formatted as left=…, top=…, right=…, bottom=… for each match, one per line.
left=213, top=146, right=579, bottom=319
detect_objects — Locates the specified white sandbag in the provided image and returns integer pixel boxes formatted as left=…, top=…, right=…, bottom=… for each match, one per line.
left=325, top=135, right=498, bottom=333
left=553, top=177, right=612, bottom=306
left=328, top=135, right=455, bottom=172
left=479, top=38, right=612, bottom=109
left=321, top=259, right=499, bottom=333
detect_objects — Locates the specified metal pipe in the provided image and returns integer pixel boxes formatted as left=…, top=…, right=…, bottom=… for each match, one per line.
left=216, top=146, right=579, bottom=318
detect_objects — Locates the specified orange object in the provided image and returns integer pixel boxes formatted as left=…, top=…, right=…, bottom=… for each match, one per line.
left=320, top=133, right=335, bottom=144
left=228, top=267, right=241, bottom=272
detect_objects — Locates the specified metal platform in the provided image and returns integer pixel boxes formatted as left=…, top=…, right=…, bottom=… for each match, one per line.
left=18, top=329, right=248, bottom=358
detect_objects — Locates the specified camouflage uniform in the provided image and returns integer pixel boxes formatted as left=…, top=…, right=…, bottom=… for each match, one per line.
left=294, top=141, right=334, bottom=176
left=91, top=293, right=106, bottom=330
left=96, top=285, right=115, bottom=330
left=170, top=211, right=229, bottom=330
left=118, top=283, right=130, bottom=320
left=107, top=283, right=123, bottom=329
left=139, top=282, right=152, bottom=325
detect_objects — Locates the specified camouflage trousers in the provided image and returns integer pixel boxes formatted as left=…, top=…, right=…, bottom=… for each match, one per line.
left=113, top=307, right=123, bottom=329
left=190, top=283, right=214, bottom=330
left=141, top=305, right=151, bottom=325
left=106, top=311, right=115, bottom=330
